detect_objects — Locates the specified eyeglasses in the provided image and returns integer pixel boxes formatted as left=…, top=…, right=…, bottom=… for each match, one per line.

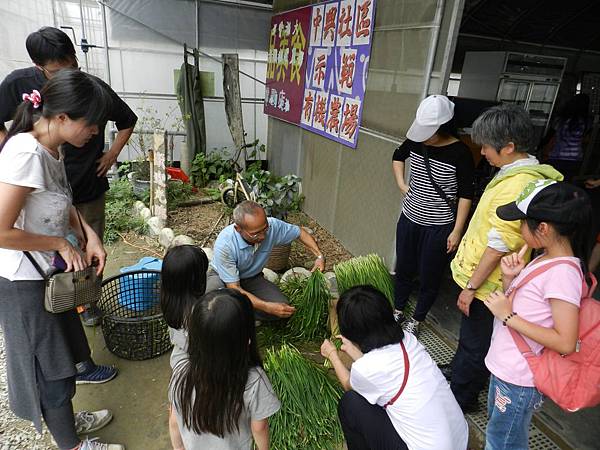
left=243, top=222, right=269, bottom=240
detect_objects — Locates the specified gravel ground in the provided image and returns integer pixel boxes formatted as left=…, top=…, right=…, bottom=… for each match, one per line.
left=0, top=329, right=55, bottom=449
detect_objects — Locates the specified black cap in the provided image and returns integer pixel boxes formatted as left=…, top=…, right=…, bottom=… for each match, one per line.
left=497, top=180, right=590, bottom=224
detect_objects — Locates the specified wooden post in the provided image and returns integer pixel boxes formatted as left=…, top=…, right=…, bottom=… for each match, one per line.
left=222, top=53, right=246, bottom=169
left=152, top=130, right=168, bottom=225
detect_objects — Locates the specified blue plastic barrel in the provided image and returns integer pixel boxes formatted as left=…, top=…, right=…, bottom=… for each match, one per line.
left=118, top=257, right=163, bottom=311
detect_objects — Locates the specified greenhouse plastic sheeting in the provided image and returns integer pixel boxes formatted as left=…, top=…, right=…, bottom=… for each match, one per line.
left=108, top=0, right=269, bottom=50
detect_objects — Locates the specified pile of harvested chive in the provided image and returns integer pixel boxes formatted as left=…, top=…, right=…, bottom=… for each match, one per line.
left=285, top=270, right=331, bottom=341
left=333, top=254, right=394, bottom=306
left=264, top=344, right=344, bottom=450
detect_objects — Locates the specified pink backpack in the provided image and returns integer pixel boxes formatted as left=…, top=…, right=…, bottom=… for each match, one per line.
left=508, top=260, right=600, bottom=412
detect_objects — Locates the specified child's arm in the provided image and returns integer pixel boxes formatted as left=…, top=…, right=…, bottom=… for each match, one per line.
left=484, top=292, right=580, bottom=354
left=168, top=405, right=185, bottom=450
left=321, top=339, right=352, bottom=391
left=251, top=418, right=269, bottom=450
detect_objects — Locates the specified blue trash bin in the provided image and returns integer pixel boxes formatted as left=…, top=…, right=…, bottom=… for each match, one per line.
left=118, top=257, right=163, bottom=312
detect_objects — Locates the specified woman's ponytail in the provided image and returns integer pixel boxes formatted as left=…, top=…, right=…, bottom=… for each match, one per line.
left=0, top=99, right=39, bottom=153
left=0, top=70, right=111, bottom=154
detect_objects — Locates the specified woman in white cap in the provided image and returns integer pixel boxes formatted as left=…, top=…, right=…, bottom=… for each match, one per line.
left=392, top=95, right=474, bottom=336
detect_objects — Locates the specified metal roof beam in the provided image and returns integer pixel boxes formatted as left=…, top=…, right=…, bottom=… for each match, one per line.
left=503, top=0, right=547, bottom=38
left=543, top=2, right=598, bottom=46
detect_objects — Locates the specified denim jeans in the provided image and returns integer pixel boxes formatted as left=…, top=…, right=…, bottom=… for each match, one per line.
left=485, top=375, right=544, bottom=450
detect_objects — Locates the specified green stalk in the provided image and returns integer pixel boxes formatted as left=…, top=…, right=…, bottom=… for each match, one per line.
left=285, top=270, right=331, bottom=341
left=264, top=344, right=344, bottom=449
left=333, top=254, right=394, bottom=306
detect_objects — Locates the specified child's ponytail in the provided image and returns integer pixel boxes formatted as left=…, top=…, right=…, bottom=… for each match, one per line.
left=566, top=194, right=594, bottom=272
left=0, top=97, right=39, bottom=153
left=527, top=191, right=594, bottom=272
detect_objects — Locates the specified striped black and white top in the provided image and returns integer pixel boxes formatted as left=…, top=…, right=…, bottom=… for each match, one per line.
left=393, top=139, right=474, bottom=226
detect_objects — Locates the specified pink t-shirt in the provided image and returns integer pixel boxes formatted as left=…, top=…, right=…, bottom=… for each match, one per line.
left=485, top=256, right=582, bottom=387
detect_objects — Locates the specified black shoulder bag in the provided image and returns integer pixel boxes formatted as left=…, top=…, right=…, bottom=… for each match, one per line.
left=422, top=146, right=458, bottom=220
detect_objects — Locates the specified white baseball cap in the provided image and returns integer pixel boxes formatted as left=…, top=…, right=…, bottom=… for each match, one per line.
left=406, top=95, right=455, bottom=142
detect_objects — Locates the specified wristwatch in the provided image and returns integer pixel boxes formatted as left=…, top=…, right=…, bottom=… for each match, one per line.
left=466, top=281, right=477, bottom=291
left=316, top=254, right=324, bottom=259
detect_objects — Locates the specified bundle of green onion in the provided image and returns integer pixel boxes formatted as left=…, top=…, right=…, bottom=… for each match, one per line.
left=334, top=254, right=394, bottom=305
left=285, top=270, right=331, bottom=341
left=264, top=344, right=344, bottom=450
left=279, top=273, right=308, bottom=302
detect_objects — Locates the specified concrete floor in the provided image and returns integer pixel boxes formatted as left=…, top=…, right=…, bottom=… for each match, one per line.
left=75, top=240, right=600, bottom=450
left=73, top=241, right=173, bottom=449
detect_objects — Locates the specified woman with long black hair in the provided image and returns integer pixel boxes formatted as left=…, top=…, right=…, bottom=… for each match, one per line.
left=0, top=70, right=123, bottom=449
left=169, top=289, right=280, bottom=449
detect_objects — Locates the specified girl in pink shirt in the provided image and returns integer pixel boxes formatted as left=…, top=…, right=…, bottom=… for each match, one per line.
left=482, top=180, right=593, bottom=450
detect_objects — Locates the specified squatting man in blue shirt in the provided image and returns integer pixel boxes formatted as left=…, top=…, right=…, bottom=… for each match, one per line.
left=207, top=200, right=325, bottom=319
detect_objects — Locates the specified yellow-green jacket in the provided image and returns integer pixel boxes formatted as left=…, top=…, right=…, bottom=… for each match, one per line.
left=451, top=159, right=563, bottom=300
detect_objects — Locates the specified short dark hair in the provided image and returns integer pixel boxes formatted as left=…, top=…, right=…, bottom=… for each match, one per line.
left=337, top=285, right=404, bottom=353
left=160, top=245, right=209, bottom=329
left=471, top=104, right=534, bottom=153
left=26, top=26, right=76, bottom=66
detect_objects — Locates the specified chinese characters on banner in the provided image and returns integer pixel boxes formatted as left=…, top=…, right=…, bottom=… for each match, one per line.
left=264, top=7, right=311, bottom=123
left=264, top=0, right=376, bottom=149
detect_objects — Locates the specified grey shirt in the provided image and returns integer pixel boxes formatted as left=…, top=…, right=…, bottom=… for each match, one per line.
left=168, top=327, right=188, bottom=370
left=170, top=367, right=280, bottom=449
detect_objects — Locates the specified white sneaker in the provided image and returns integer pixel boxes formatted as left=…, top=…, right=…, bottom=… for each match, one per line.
left=79, top=437, right=125, bottom=450
left=402, top=318, right=421, bottom=338
left=75, top=409, right=113, bottom=434
left=393, top=309, right=405, bottom=323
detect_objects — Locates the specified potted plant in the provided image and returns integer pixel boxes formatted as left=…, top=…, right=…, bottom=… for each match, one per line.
left=245, top=168, right=304, bottom=271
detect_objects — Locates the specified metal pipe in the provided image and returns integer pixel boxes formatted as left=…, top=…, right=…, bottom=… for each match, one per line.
left=358, top=126, right=403, bottom=145
left=113, top=128, right=187, bottom=137
left=421, top=0, right=446, bottom=99
left=459, top=33, right=600, bottom=56
left=99, top=0, right=112, bottom=86
left=439, top=0, right=464, bottom=94
left=199, top=0, right=272, bottom=11
left=51, top=0, right=58, bottom=27
left=195, top=0, right=200, bottom=49
left=184, top=47, right=265, bottom=86
left=78, top=0, right=89, bottom=72
left=114, top=91, right=264, bottom=103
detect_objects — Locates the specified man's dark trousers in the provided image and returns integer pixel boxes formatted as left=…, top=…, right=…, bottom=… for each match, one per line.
left=450, top=297, right=494, bottom=408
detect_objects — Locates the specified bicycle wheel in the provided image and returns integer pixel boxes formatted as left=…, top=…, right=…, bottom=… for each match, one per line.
left=221, top=187, right=238, bottom=208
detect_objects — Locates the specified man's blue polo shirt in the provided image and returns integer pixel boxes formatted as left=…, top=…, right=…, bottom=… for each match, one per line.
left=210, top=217, right=301, bottom=283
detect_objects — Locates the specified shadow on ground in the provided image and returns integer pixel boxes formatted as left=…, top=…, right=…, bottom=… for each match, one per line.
left=74, top=239, right=172, bottom=449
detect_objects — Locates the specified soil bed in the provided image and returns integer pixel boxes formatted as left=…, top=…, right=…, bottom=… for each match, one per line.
left=168, top=203, right=354, bottom=271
